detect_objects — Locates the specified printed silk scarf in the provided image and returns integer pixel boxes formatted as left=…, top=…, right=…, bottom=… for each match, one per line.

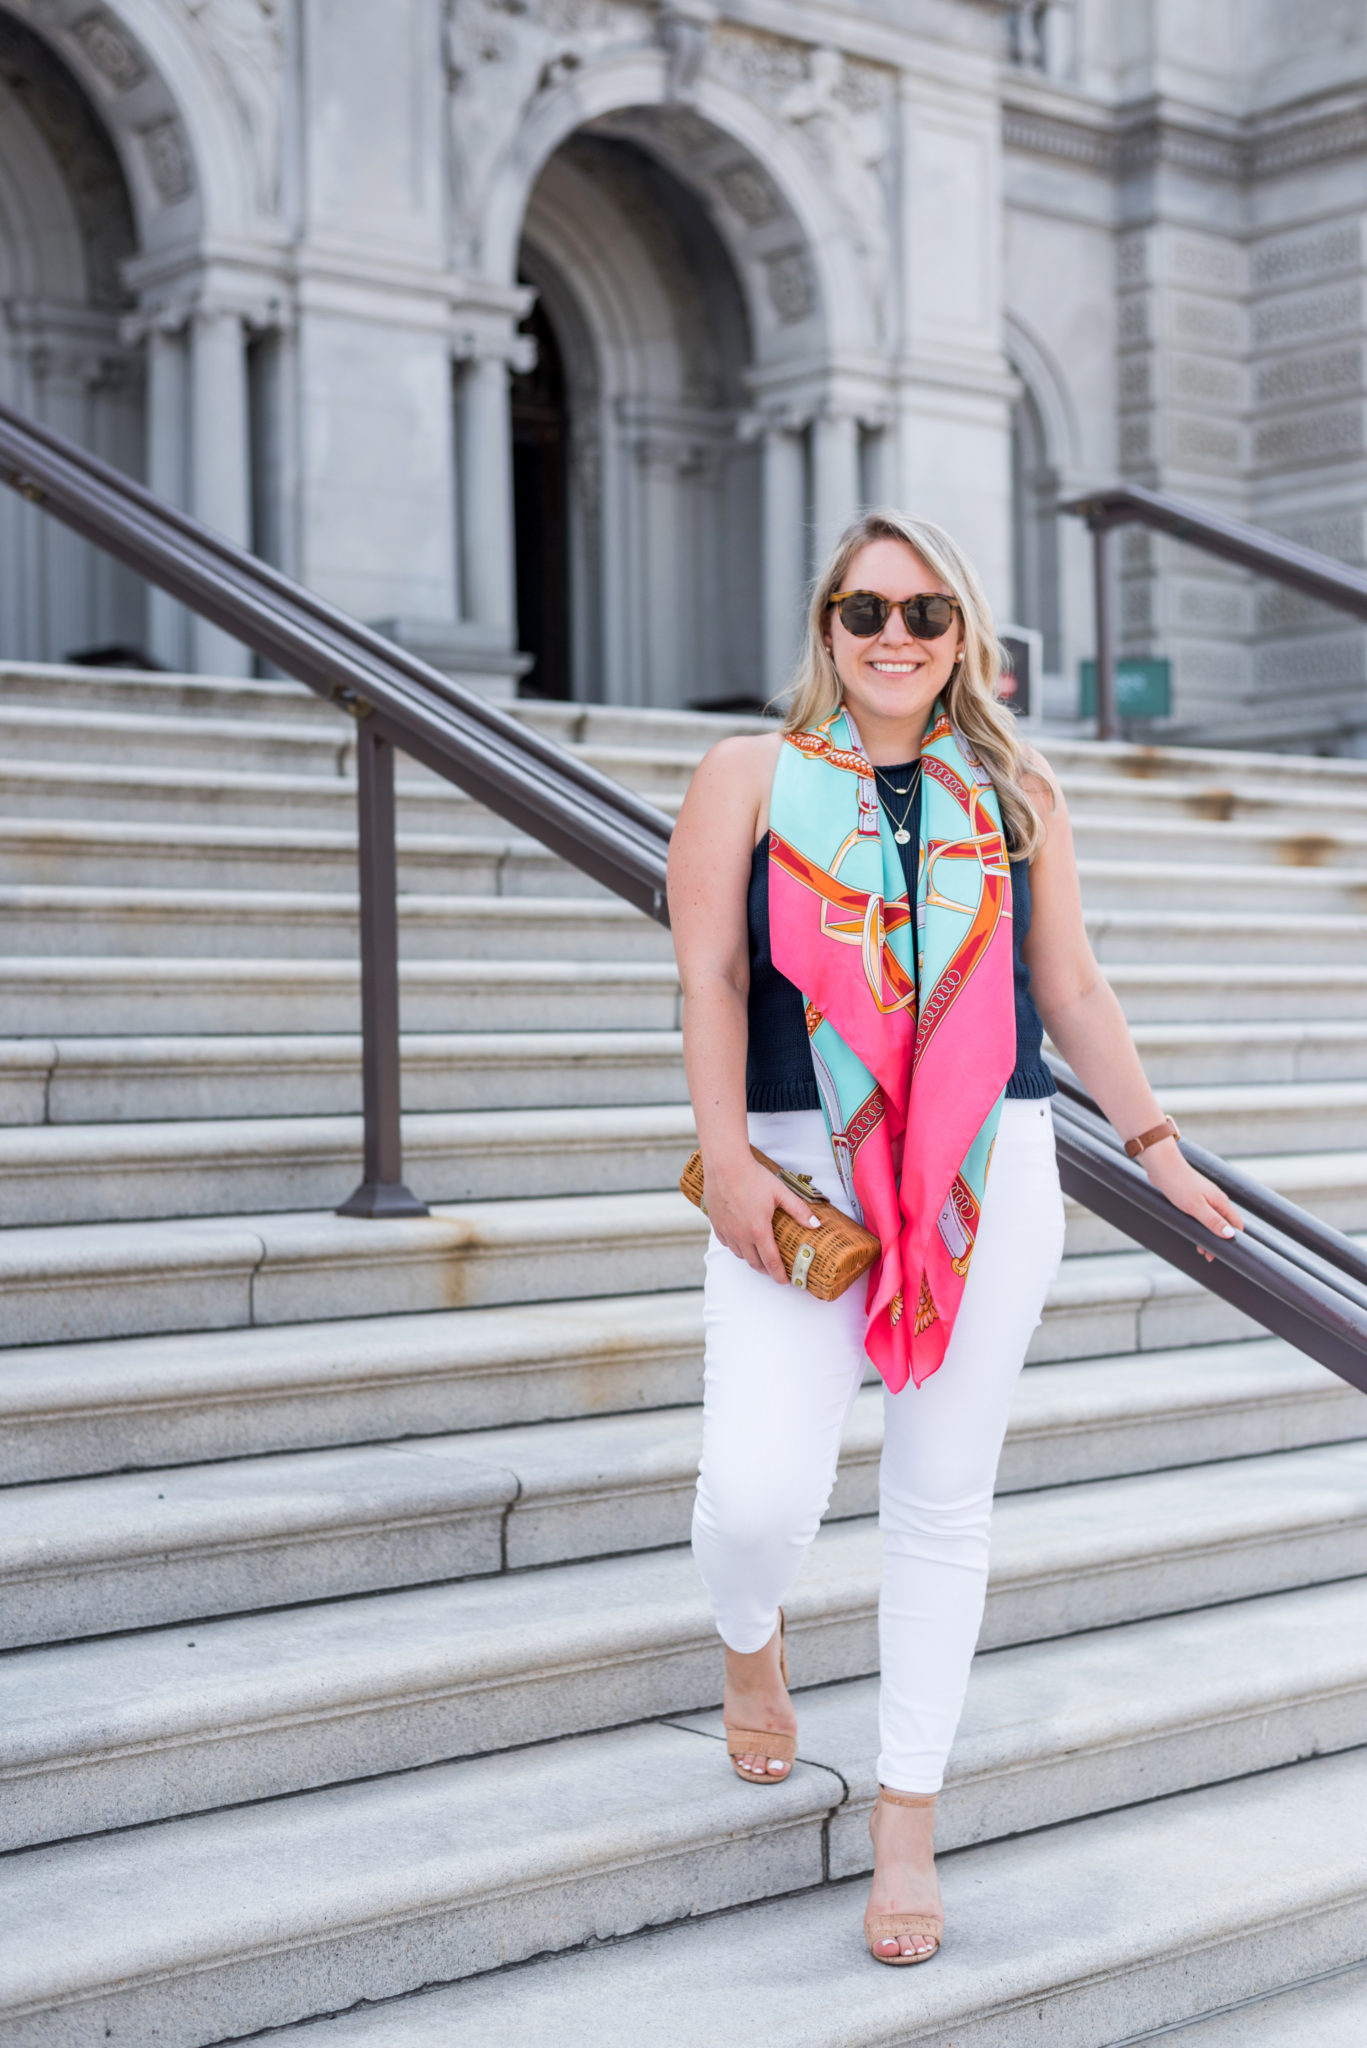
left=768, top=699, right=1016, bottom=1393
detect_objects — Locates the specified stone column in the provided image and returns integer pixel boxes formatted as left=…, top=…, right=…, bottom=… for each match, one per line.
left=458, top=349, right=515, bottom=634
left=761, top=422, right=807, bottom=698
left=811, top=408, right=861, bottom=564
left=144, top=317, right=190, bottom=670
left=189, top=305, right=251, bottom=676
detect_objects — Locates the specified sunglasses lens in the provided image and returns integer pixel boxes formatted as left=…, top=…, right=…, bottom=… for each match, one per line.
left=906, top=596, right=955, bottom=639
left=836, top=593, right=888, bottom=636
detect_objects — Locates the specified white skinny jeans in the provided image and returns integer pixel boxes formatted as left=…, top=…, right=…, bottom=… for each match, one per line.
left=691, top=1098, right=1066, bottom=1793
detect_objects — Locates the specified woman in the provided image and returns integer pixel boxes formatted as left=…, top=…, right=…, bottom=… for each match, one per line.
left=666, top=511, right=1242, bottom=1966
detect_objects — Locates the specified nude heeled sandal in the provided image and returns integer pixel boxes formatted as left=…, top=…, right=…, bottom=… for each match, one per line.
left=864, top=1787, right=944, bottom=1965
left=724, top=1608, right=796, bottom=1784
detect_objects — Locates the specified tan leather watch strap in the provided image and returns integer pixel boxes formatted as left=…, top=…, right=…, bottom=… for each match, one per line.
left=1125, top=1114, right=1181, bottom=1159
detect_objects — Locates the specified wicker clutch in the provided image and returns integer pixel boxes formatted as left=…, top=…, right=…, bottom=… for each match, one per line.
left=679, top=1144, right=881, bottom=1301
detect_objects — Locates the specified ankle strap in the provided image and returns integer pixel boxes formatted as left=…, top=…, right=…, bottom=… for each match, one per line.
left=878, top=1785, right=937, bottom=1808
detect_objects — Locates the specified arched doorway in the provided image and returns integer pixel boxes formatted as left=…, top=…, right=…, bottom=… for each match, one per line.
left=0, top=9, right=143, bottom=662
left=514, top=121, right=765, bottom=710
left=1010, top=376, right=1061, bottom=674
left=511, top=292, right=572, bottom=700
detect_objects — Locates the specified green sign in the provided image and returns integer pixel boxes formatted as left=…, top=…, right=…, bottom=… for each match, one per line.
left=1078, top=657, right=1171, bottom=721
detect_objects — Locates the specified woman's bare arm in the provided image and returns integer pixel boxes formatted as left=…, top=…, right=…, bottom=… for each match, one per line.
left=1019, top=748, right=1242, bottom=1256
left=667, top=733, right=821, bottom=1281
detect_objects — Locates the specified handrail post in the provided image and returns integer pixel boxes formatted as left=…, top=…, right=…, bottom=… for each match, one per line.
left=1089, top=513, right=1119, bottom=742
left=337, top=716, right=429, bottom=1219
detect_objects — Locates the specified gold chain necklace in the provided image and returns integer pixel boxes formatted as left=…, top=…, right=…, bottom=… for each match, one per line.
left=873, top=760, right=923, bottom=845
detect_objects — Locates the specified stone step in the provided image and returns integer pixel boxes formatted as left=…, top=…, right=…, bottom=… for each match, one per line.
left=0, top=956, right=681, bottom=1037
left=0, top=757, right=499, bottom=833
left=6, top=1096, right=1367, bottom=1231
left=0, top=1102, right=699, bottom=1226
left=1121, top=1019, right=1367, bottom=1085
left=1102, top=962, right=1367, bottom=1022
left=9, top=750, right=1367, bottom=859
left=0, top=664, right=768, bottom=752
left=3, top=1023, right=1366, bottom=1130
left=0, top=1030, right=686, bottom=1126
left=0, top=1292, right=709, bottom=1480
left=0, top=1285, right=1351, bottom=1489
left=4, top=1425, right=1365, bottom=1845
left=0, top=1193, right=1263, bottom=1350
left=2, top=1613, right=1365, bottom=2046
left=4, top=1343, right=1362, bottom=1651
left=1086, top=906, right=1367, bottom=967
left=1039, top=731, right=1367, bottom=803
left=0, top=819, right=597, bottom=898
left=242, top=1748, right=1367, bottom=2048
left=11, top=750, right=1367, bottom=862
left=3, top=885, right=1365, bottom=965
left=1069, top=807, right=1367, bottom=871
left=0, top=886, right=672, bottom=960
left=1075, top=857, right=1367, bottom=916
left=10, top=818, right=1367, bottom=917
left=3, top=957, right=1365, bottom=1041
left=1059, top=765, right=1367, bottom=833
left=1140, top=1962, right=1367, bottom=2045
left=0, top=699, right=356, bottom=776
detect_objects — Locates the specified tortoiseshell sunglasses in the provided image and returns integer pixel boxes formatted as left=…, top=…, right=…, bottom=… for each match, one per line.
left=829, top=590, right=961, bottom=640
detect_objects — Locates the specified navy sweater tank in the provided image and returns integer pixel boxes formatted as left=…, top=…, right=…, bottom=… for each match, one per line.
left=746, top=762, right=1056, bottom=1113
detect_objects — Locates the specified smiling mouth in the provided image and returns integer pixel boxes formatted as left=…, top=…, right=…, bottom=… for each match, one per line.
left=868, top=660, right=922, bottom=674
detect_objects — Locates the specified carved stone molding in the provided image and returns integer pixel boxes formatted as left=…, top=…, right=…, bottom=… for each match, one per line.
left=1006, top=87, right=1367, bottom=184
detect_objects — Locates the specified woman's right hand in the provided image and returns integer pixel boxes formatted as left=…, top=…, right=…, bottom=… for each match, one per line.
left=704, top=1152, right=822, bottom=1284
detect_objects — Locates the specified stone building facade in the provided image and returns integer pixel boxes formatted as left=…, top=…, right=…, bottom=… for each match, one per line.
left=0, top=0, right=1364, bottom=744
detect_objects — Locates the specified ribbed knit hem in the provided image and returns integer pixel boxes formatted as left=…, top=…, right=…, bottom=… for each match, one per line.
left=745, top=1078, right=822, bottom=1114
left=1005, top=1065, right=1058, bottom=1100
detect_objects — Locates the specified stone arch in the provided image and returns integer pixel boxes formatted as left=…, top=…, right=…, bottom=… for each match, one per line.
left=516, top=122, right=762, bottom=707
left=0, top=6, right=146, bottom=659
left=1004, top=312, right=1079, bottom=672
left=480, top=47, right=876, bottom=364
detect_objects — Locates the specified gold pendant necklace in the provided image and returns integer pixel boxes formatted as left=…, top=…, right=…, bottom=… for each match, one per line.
left=874, top=760, right=922, bottom=844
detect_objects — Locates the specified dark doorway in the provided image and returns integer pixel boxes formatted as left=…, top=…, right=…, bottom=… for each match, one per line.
left=510, top=292, right=571, bottom=699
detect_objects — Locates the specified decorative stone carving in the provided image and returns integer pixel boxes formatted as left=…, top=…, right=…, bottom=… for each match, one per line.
left=1171, top=415, right=1240, bottom=466
left=1170, top=233, right=1239, bottom=290
left=763, top=247, right=814, bottom=324
left=140, top=115, right=194, bottom=202
left=1172, top=296, right=1241, bottom=350
left=1256, top=347, right=1362, bottom=406
left=72, top=10, right=146, bottom=91
left=1253, top=285, right=1359, bottom=349
left=1255, top=407, right=1363, bottom=468
left=1253, top=223, right=1360, bottom=290
left=183, top=0, right=285, bottom=216
left=443, top=0, right=646, bottom=261
left=657, top=2, right=714, bottom=103
left=709, top=27, right=895, bottom=338
left=718, top=162, right=779, bottom=225
left=1171, top=353, right=1240, bottom=405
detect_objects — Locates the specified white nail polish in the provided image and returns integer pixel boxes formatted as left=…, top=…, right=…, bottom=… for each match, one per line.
left=1221, top=1223, right=1236, bottom=1237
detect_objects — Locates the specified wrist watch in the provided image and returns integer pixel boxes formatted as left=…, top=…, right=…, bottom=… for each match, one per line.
left=1125, top=1114, right=1181, bottom=1159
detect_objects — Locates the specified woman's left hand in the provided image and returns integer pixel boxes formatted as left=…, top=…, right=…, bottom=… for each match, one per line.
left=1140, top=1137, right=1243, bottom=1261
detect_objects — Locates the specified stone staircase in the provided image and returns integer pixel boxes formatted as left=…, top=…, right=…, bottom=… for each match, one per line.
left=1, top=659, right=1366, bottom=2046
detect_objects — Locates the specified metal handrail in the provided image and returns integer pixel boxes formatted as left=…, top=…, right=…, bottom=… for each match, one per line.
left=0, top=405, right=1363, bottom=1391
left=1059, top=480, right=1367, bottom=741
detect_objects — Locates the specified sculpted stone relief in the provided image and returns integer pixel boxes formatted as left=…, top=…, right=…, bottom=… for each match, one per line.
left=443, top=0, right=897, bottom=337
left=182, top=0, right=285, bottom=214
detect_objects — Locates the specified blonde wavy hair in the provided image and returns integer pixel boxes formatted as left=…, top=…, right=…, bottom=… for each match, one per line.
left=783, top=510, right=1047, bottom=861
